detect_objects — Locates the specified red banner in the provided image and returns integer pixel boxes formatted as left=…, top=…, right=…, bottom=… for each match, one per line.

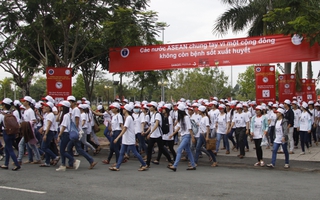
left=255, top=66, right=276, bottom=104
left=46, top=67, right=72, bottom=102
left=109, top=34, right=320, bottom=72
left=302, top=79, right=316, bottom=101
left=278, top=74, right=296, bottom=103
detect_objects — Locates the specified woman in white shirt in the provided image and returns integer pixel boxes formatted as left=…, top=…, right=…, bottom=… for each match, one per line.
left=250, top=106, right=268, bottom=167
left=40, top=102, right=60, bottom=167
left=109, top=104, right=148, bottom=171
left=145, top=102, right=173, bottom=167
left=132, top=104, right=147, bottom=156
left=292, top=101, right=301, bottom=149
left=267, top=108, right=290, bottom=168
left=215, top=104, right=229, bottom=154
left=168, top=103, right=196, bottom=171
left=102, top=103, right=123, bottom=165
left=268, top=104, right=278, bottom=147
left=298, top=102, right=312, bottom=155
left=56, top=101, right=80, bottom=171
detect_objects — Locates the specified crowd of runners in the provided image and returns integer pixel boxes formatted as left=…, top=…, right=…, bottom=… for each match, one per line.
left=0, top=95, right=319, bottom=171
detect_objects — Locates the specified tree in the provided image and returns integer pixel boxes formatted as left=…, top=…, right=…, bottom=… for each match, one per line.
left=72, top=74, right=86, bottom=101
left=0, top=77, right=14, bottom=100
left=29, top=76, right=47, bottom=100
left=236, top=66, right=256, bottom=100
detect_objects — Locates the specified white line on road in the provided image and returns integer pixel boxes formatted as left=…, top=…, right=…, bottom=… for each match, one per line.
left=0, top=186, right=46, bottom=194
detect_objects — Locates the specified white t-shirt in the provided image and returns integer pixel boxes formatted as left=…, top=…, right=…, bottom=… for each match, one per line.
left=133, top=112, right=145, bottom=134
left=60, top=113, right=71, bottom=132
left=216, top=113, right=227, bottom=134
left=199, top=115, right=210, bottom=135
left=209, top=109, right=219, bottom=129
left=122, top=116, right=136, bottom=145
left=299, top=111, right=311, bottom=131
left=13, top=110, right=22, bottom=124
left=176, top=115, right=192, bottom=137
left=144, top=114, right=150, bottom=130
left=268, top=111, right=277, bottom=126
left=274, top=120, right=283, bottom=144
left=23, top=108, right=36, bottom=123
left=150, top=112, right=162, bottom=138
left=111, top=113, right=123, bottom=131
left=162, top=116, right=173, bottom=141
left=80, top=113, right=88, bottom=129
left=252, top=116, right=263, bottom=139
left=71, top=107, right=81, bottom=130
left=43, top=112, right=55, bottom=131
left=232, top=112, right=249, bottom=128
left=190, top=113, right=201, bottom=138
left=103, top=111, right=112, bottom=127
left=293, top=108, right=302, bottom=128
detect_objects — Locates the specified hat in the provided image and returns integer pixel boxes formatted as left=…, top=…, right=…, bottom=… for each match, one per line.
left=218, top=104, right=226, bottom=109
left=177, top=103, right=186, bottom=111
left=180, top=98, right=186, bottom=102
left=35, top=103, right=42, bottom=109
left=42, top=102, right=54, bottom=109
left=315, top=102, right=320, bottom=107
left=272, top=104, right=278, bottom=108
left=20, top=105, right=26, bottom=110
left=302, top=102, right=308, bottom=109
left=1, top=98, right=13, bottom=105
left=236, top=103, right=243, bottom=109
left=122, top=104, right=133, bottom=112
left=109, top=103, right=120, bottom=109
left=142, top=104, right=149, bottom=110
left=13, top=100, right=21, bottom=107
left=84, top=100, right=90, bottom=105
left=192, top=103, right=199, bottom=107
left=292, top=100, right=297, bottom=105
left=268, top=102, right=273, bottom=106
left=284, top=99, right=291, bottom=105
left=81, top=97, right=87, bottom=101
left=42, top=95, right=54, bottom=103
left=187, top=106, right=194, bottom=111
left=20, top=96, right=32, bottom=103
left=57, top=100, right=71, bottom=108
left=147, top=101, right=158, bottom=108
left=142, top=100, right=148, bottom=105
left=275, top=108, right=285, bottom=115
left=67, top=96, right=76, bottom=101
left=255, top=105, right=262, bottom=110
left=279, top=104, right=285, bottom=109
left=308, top=101, right=314, bottom=105
left=134, top=103, right=141, bottom=108
left=162, top=104, right=172, bottom=109
left=97, top=105, right=103, bottom=110
left=122, top=99, right=129, bottom=103
left=76, top=100, right=81, bottom=105
left=78, top=104, right=86, bottom=109
left=198, top=106, right=206, bottom=112
left=242, top=103, right=248, bottom=107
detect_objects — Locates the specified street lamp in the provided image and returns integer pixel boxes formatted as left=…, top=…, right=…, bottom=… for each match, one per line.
left=104, top=85, right=112, bottom=106
left=158, top=80, right=168, bottom=102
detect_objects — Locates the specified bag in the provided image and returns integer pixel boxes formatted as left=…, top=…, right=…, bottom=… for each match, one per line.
left=206, top=138, right=216, bottom=150
left=161, top=114, right=170, bottom=134
left=2, top=112, right=20, bottom=135
left=190, top=119, right=198, bottom=134
left=260, top=135, right=269, bottom=146
left=69, top=119, right=80, bottom=140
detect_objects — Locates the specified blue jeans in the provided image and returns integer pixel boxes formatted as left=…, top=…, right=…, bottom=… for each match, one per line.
left=271, top=142, right=289, bottom=166
left=116, top=144, right=146, bottom=169
left=60, top=132, right=74, bottom=166
left=35, top=127, right=45, bottom=156
left=216, top=133, right=229, bottom=152
left=300, top=131, right=309, bottom=152
left=3, top=131, right=20, bottom=167
left=136, top=133, right=147, bottom=153
left=18, top=137, right=37, bottom=162
left=194, top=134, right=217, bottom=163
left=227, top=128, right=237, bottom=147
left=173, top=134, right=196, bottom=168
left=68, top=139, right=94, bottom=164
left=107, top=130, right=121, bottom=162
left=41, top=131, right=58, bottom=165
left=103, top=125, right=112, bottom=142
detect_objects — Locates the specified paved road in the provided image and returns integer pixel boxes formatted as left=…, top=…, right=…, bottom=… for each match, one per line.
left=1, top=147, right=320, bottom=200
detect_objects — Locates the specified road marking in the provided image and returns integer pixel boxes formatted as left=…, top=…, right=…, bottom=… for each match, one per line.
left=0, top=186, right=46, bottom=194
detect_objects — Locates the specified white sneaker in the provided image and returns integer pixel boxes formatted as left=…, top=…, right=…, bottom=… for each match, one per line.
left=56, top=166, right=66, bottom=172
left=284, top=164, right=290, bottom=169
left=0, top=155, right=3, bottom=161
left=300, top=152, right=305, bottom=155
left=74, top=160, right=81, bottom=170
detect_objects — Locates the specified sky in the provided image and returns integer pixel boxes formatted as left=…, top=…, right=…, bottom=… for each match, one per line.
left=1, top=0, right=319, bottom=88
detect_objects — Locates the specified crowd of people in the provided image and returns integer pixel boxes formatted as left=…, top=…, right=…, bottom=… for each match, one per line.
left=0, top=95, right=319, bottom=172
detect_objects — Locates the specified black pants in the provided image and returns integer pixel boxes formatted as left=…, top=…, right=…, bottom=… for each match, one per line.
left=235, top=127, right=246, bottom=156
left=268, top=126, right=275, bottom=144
left=160, top=140, right=176, bottom=161
left=293, top=128, right=299, bottom=146
left=146, top=137, right=172, bottom=165
left=254, top=138, right=263, bottom=161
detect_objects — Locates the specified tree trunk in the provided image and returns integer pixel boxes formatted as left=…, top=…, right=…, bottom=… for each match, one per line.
left=295, top=62, right=303, bottom=91
left=284, top=62, right=291, bottom=74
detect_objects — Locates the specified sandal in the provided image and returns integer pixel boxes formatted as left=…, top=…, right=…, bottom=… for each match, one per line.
left=89, top=162, right=98, bottom=169
left=102, top=160, right=109, bottom=164
left=151, top=160, right=159, bottom=165
left=40, top=164, right=50, bottom=167
left=186, top=166, right=196, bottom=170
left=1, top=165, right=8, bottom=169
left=254, top=162, right=260, bottom=166
left=52, top=157, right=60, bottom=166
left=211, top=162, right=218, bottom=167
left=168, top=165, right=177, bottom=172
left=12, top=166, right=21, bottom=171
left=138, top=166, right=148, bottom=171
left=109, top=167, right=120, bottom=171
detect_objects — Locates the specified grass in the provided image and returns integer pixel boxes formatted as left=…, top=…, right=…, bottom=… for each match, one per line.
left=95, top=124, right=106, bottom=137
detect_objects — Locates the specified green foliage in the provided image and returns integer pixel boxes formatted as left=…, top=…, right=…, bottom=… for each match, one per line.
left=0, top=77, right=14, bottom=100
left=236, top=66, right=256, bottom=100
left=29, top=76, right=47, bottom=100
left=72, top=74, right=86, bottom=100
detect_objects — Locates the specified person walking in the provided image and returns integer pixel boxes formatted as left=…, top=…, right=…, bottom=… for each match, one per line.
left=250, top=106, right=268, bottom=167
left=267, top=108, right=290, bottom=169
left=298, top=102, right=312, bottom=155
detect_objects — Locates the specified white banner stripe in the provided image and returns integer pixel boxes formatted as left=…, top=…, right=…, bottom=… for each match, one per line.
left=0, top=186, right=46, bottom=194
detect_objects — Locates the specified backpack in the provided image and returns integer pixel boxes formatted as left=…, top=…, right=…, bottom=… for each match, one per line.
left=69, top=117, right=80, bottom=140
left=161, top=114, right=170, bottom=135
left=1, top=112, right=20, bottom=135
left=190, top=119, right=198, bottom=134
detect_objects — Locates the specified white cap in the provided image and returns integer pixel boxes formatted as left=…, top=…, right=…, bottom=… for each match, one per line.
left=1, top=98, right=13, bottom=105
left=109, top=102, right=120, bottom=109
left=177, top=103, right=186, bottom=111
left=284, top=99, right=291, bottom=105
left=123, top=104, right=134, bottom=112
left=308, top=101, right=314, bottom=105
left=84, top=100, right=90, bottom=105
left=198, top=105, right=206, bottom=112
left=279, top=104, right=285, bottom=109
left=272, top=104, right=278, bottom=108
left=236, top=103, right=243, bottom=109
left=21, top=96, right=32, bottom=103
left=122, top=99, right=129, bottom=103
left=97, top=105, right=103, bottom=110
left=218, top=104, right=226, bottom=109
left=78, top=104, right=86, bottom=109
left=242, top=103, right=248, bottom=107
left=57, top=100, right=71, bottom=108
left=180, top=98, right=186, bottom=102
left=302, top=102, right=308, bottom=109
left=315, top=102, right=320, bottom=107
left=13, top=100, right=21, bottom=107
left=134, top=103, right=141, bottom=108
left=147, top=101, right=158, bottom=108
left=162, top=104, right=172, bottom=109
left=42, top=102, right=54, bottom=109
left=42, top=95, right=54, bottom=103
left=268, top=102, right=273, bottom=106
left=275, top=108, right=285, bottom=115
left=67, top=96, right=76, bottom=101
